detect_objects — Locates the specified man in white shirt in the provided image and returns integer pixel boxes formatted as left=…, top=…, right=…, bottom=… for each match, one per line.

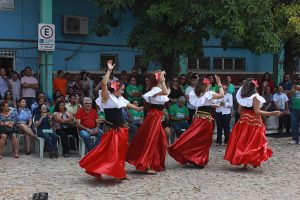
left=9, top=71, right=21, bottom=101
left=273, top=85, right=290, bottom=134
left=21, top=67, right=38, bottom=109
left=185, top=74, right=198, bottom=123
left=213, top=85, right=233, bottom=145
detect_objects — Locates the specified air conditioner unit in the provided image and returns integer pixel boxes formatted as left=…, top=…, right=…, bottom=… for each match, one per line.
left=63, top=15, right=88, bottom=35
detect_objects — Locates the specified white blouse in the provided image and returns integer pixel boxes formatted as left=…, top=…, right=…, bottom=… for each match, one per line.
left=236, top=87, right=266, bottom=108
left=143, top=87, right=169, bottom=105
left=95, top=91, right=129, bottom=111
left=189, top=91, right=217, bottom=107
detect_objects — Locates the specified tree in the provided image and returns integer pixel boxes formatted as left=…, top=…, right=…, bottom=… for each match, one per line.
left=93, top=0, right=282, bottom=78
left=274, top=1, right=300, bottom=75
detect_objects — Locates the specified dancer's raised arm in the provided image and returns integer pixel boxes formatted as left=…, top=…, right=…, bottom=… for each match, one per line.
left=101, top=60, right=115, bottom=102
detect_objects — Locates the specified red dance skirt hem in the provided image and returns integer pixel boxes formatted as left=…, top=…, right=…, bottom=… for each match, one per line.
left=126, top=108, right=167, bottom=172
left=79, top=127, right=128, bottom=179
left=224, top=109, right=273, bottom=167
left=168, top=116, right=214, bottom=167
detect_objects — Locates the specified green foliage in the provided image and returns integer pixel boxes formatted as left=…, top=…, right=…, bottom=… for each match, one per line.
left=91, top=0, right=300, bottom=75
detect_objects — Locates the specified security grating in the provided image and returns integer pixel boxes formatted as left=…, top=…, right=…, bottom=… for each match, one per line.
left=0, top=50, right=15, bottom=58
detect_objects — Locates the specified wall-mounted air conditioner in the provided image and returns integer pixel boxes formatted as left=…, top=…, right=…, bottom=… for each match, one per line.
left=63, top=15, right=88, bottom=35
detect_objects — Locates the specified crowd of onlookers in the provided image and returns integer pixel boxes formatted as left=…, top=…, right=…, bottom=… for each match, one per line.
left=0, top=65, right=299, bottom=159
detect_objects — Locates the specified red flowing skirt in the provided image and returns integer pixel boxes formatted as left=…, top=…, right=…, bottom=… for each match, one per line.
left=224, top=109, right=273, bottom=167
left=126, top=108, right=167, bottom=172
left=79, top=127, right=128, bottom=179
left=168, top=116, right=214, bottom=166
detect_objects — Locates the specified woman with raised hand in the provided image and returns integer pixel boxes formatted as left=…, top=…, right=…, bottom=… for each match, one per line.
left=126, top=70, right=169, bottom=174
left=224, top=78, right=281, bottom=168
left=79, top=60, right=142, bottom=180
left=168, top=75, right=224, bottom=167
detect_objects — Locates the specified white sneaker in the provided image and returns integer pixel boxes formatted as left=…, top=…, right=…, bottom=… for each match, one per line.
left=288, top=140, right=298, bottom=145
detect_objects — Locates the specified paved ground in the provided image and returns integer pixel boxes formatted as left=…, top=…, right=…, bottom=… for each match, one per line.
left=0, top=136, right=299, bottom=200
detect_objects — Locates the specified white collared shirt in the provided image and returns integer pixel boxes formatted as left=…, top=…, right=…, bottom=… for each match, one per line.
left=214, top=93, right=233, bottom=115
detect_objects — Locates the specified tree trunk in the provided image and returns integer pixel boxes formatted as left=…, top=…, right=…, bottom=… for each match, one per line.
left=162, top=54, right=180, bottom=81
left=284, top=38, right=296, bottom=75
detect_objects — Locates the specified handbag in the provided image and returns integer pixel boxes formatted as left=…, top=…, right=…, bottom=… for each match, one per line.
left=60, top=112, right=75, bottom=129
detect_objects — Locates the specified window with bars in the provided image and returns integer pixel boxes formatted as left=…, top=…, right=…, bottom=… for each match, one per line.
left=100, top=54, right=118, bottom=70
left=213, top=57, right=245, bottom=71
left=187, top=57, right=210, bottom=70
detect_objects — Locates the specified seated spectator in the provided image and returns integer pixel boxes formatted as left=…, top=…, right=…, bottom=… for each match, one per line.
left=262, top=86, right=274, bottom=112
left=76, top=97, right=102, bottom=151
left=32, top=97, right=49, bottom=117
left=0, top=101, right=19, bottom=158
left=65, top=94, right=81, bottom=116
left=53, top=101, right=78, bottom=157
left=15, top=98, right=38, bottom=155
left=127, top=99, right=144, bottom=127
left=31, top=92, right=47, bottom=111
left=213, top=85, right=233, bottom=146
left=34, top=103, right=59, bottom=158
left=179, top=74, right=188, bottom=93
left=1, top=90, right=16, bottom=108
left=168, top=96, right=189, bottom=137
left=273, top=86, right=290, bottom=134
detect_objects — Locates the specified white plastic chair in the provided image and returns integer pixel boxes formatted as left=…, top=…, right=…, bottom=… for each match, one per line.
left=77, top=128, right=97, bottom=158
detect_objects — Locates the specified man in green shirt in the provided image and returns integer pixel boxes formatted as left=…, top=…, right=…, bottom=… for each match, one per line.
left=169, top=96, right=189, bottom=137
left=125, top=76, right=142, bottom=104
left=225, top=75, right=235, bottom=95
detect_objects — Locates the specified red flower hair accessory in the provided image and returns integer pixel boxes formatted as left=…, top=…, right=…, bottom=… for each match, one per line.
left=202, top=78, right=210, bottom=86
left=251, top=80, right=258, bottom=87
left=154, top=72, right=161, bottom=81
left=110, top=81, right=120, bottom=91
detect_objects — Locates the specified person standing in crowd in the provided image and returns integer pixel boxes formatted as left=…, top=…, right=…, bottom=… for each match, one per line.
left=76, top=97, right=102, bottom=151
left=127, top=70, right=169, bottom=174
left=259, top=72, right=275, bottom=94
left=179, top=74, right=188, bottom=93
left=87, top=73, right=95, bottom=99
left=214, top=85, right=233, bottom=146
left=80, top=60, right=142, bottom=180
left=168, top=77, right=183, bottom=104
left=53, top=70, right=67, bottom=96
left=168, top=75, right=224, bottom=167
left=273, top=86, right=290, bottom=134
left=0, top=67, right=12, bottom=98
left=81, top=71, right=90, bottom=99
left=279, top=74, right=292, bottom=92
left=224, top=79, right=281, bottom=168
left=208, top=74, right=218, bottom=92
left=15, top=98, right=38, bottom=155
left=185, top=73, right=199, bottom=123
left=225, top=75, right=235, bottom=95
left=168, top=96, right=190, bottom=138
left=126, top=76, right=142, bottom=104
left=9, top=71, right=21, bottom=101
left=288, top=76, right=300, bottom=144
left=21, top=67, right=38, bottom=109
left=0, top=101, right=19, bottom=159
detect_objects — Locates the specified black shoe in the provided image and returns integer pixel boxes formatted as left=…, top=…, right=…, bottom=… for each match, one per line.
left=26, top=151, right=32, bottom=155
left=32, top=193, right=39, bottom=200
left=63, top=154, right=69, bottom=157
left=49, top=151, right=53, bottom=158
left=54, top=150, right=59, bottom=158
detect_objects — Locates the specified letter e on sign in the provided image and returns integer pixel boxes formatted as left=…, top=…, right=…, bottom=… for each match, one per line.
left=38, top=23, right=55, bottom=51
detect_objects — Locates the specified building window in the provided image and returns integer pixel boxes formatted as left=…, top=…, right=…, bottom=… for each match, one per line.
left=213, top=57, right=245, bottom=71
left=0, top=0, right=15, bottom=11
left=100, top=54, right=118, bottom=70
left=188, top=57, right=210, bottom=70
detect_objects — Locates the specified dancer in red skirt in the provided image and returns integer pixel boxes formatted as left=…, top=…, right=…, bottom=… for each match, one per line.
left=224, top=78, right=281, bottom=168
left=126, top=71, right=169, bottom=174
left=168, top=75, right=224, bottom=167
left=79, top=60, right=142, bottom=180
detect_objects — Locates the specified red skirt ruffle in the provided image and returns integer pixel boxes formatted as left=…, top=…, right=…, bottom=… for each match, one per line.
left=168, top=117, right=214, bottom=167
left=79, top=127, right=128, bottom=179
left=224, top=109, right=273, bottom=167
left=126, top=108, right=167, bottom=172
